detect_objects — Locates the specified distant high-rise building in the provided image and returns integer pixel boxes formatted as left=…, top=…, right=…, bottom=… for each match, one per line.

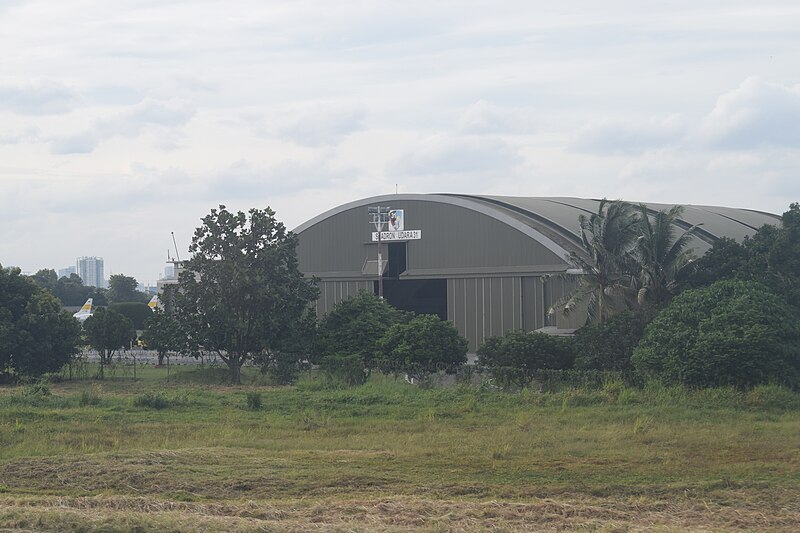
left=58, top=266, right=77, bottom=279
left=164, top=265, right=176, bottom=279
left=76, top=256, right=105, bottom=288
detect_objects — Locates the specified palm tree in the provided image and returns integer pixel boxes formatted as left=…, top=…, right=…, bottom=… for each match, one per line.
left=634, top=204, right=699, bottom=307
left=552, top=199, right=640, bottom=323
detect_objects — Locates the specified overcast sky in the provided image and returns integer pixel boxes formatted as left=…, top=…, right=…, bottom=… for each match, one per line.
left=1, top=1, right=799, bottom=284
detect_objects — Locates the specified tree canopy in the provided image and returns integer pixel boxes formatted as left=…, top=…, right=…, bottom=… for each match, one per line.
left=1, top=265, right=81, bottom=380
left=107, top=274, right=149, bottom=304
left=174, top=205, right=319, bottom=384
left=83, top=307, right=135, bottom=367
left=632, top=279, right=800, bottom=388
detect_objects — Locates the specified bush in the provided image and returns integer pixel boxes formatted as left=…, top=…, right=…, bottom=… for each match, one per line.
left=245, top=391, right=262, bottom=410
left=133, top=391, right=169, bottom=409
left=573, top=310, right=655, bottom=373
left=316, top=291, right=409, bottom=369
left=477, top=330, right=573, bottom=388
left=377, top=315, right=468, bottom=380
left=320, top=353, right=368, bottom=386
left=78, top=385, right=102, bottom=406
left=633, top=279, right=800, bottom=388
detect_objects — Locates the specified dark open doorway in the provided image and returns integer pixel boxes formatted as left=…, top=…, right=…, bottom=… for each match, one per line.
left=374, top=278, right=447, bottom=319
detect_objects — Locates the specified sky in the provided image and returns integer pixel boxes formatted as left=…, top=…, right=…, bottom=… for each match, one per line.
left=1, top=0, right=799, bottom=285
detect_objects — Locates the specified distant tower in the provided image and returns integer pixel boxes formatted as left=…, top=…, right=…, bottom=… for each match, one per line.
left=58, top=266, right=77, bottom=279
left=76, top=256, right=105, bottom=288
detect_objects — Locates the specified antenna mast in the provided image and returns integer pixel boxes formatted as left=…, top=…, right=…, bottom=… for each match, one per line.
left=171, top=232, right=181, bottom=262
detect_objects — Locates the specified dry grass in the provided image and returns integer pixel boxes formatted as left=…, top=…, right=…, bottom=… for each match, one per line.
left=1, top=491, right=798, bottom=532
left=1, top=374, right=798, bottom=531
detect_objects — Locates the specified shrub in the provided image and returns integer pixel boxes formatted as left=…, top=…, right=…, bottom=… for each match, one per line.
left=633, top=279, right=800, bottom=388
left=78, top=385, right=102, bottom=406
left=245, top=391, right=262, bottom=410
left=133, top=391, right=169, bottom=409
left=572, top=310, right=655, bottom=373
left=477, top=330, right=573, bottom=388
left=316, top=291, right=409, bottom=370
left=320, top=353, right=368, bottom=386
left=377, top=315, right=468, bottom=380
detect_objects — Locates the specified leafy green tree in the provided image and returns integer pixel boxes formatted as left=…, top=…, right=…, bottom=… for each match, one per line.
left=572, top=309, right=655, bottom=373
left=0, top=265, right=81, bottom=379
left=680, top=203, right=800, bottom=310
left=317, top=290, right=409, bottom=370
left=108, top=274, right=148, bottom=303
left=30, top=269, right=58, bottom=292
left=255, top=309, right=317, bottom=385
left=632, top=279, right=800, bottom=388
left=142, top=308, right=184, bottom=366
left=377, top=315, right=467, bottom=380
left=477, top=330, right=574, bottom=387
left=53, top=273, right=90, bottom=306
left=109, top=302, right=152, bottom=330
left=552, top=199, right=640, bottom=323
left=83, top=307, right=135, bottom=367
left=174, top=205, right=319, bottom=384
left=634, top=204, right=699, bottom=307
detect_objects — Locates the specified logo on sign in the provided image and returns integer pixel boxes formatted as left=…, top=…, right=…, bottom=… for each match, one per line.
left=388, top=209, right=404, bottom=231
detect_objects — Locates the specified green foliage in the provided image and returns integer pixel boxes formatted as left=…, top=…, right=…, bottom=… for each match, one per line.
left=557, top=199, right=641, bottom=323
left=255, top=309, right=317, bottom=385
left=320, top=353, right=368, bottom=386
left=29, top=269, right=58, bottom=292
left=109, top=301, right=151, bottom=330
left=633, top=279, right=800, bottom=388
left=245, top=391, right=263, bottom=410
left=107, top=274, right=148, bottom=304
left=174, top=205, right=318, bottom=384
left=78, top=384, right=103, bottom=406
left=0, top=265, right=81, bottom=379
left=681, top=203, right=800, bottom=310
left=83, top=307, right=135, bottom=365
left=634, top=204, right=699, bottom=306
left=377, top=314, right=468, bottom=380
left=142, top=308, right=185, bottom=365
left=316, top=291, right=409, bottom=368
left=477, top=330, right=574, bottom=388
left=133, top=391, right=170, bottom=409
left=573, top=309, right=655, bottom=373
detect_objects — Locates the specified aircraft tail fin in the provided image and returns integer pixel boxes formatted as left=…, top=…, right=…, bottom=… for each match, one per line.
left=147, top=295, right=159, bottom=310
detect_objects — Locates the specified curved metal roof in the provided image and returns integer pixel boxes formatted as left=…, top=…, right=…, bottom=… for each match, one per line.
left=294, top=193, right=781, bottom=259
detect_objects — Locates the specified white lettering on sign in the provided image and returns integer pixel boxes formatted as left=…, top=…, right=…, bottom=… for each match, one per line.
left=371, top=230, right=422, bottom=241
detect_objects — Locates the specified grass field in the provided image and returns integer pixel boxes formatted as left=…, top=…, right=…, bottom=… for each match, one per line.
left=0, top=365, right=798, bottom=532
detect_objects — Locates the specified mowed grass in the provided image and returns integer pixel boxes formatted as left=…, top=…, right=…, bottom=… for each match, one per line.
left=0, top=366, right=798, bottom=532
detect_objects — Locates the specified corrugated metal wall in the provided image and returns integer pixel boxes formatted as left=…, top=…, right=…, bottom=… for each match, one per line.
left=446, top=275, right=583, bottom=352
left=316, top=280, right=374, bottom=317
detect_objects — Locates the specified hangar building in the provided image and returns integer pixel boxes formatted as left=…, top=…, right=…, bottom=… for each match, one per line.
left=294, top=194, right=779, bottom=351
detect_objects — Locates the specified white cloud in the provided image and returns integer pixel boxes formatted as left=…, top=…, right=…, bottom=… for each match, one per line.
left=697, top=77, right=800, bottom=149
left=251, top=103, right=367, bottom=146
left=456, top=100, right=535, bottom=135
left=0, top=79, right=79, bottom=115
left=570, top=115, right=687, bottom=155
left=392, top=134, right=523, bottom=178
left=49, top=98, right=195, bottom=154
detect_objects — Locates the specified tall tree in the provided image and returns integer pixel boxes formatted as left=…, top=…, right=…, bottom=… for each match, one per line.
left=83, top=307, right=135, bottom=366
left=174, top=205, right=319, bottom=384
left=552, top=199, right=640, bottom=323
left=108, top=274, right=148, bottom=303
left=30, top=269, right=58, bottom=292
left=142, top=308, right=184, bottom=366
left=634, top=204, right=699, bottom=307
left=1, top=265, right=81, bottom=379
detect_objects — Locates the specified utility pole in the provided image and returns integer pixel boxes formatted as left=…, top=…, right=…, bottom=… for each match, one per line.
left=368, top=206, right=390, bottom=299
